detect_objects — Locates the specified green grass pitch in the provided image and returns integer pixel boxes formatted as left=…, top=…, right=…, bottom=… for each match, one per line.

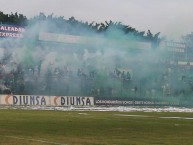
left=0, top=109, right=193, bottom=145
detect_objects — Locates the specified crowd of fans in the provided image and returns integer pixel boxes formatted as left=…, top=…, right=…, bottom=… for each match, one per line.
left=0, top=38, right=193, bottom=100
left=0, top=11, right=193, bottom=100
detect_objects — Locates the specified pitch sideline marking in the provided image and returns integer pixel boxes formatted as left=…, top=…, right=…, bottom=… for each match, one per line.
left=0, top=135, right=67, bottom=145
left=160, top=117, right=193, bottom=120
left=114, top=114, right=193, bottom=120
left=114, top=114, right=152, bottom=117
left=78, top=113, right=88, bottom=115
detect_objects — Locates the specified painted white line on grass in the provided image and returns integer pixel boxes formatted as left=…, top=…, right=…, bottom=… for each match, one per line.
left=160, top=117, right=181, bottom=119
left=160, top=117, right=193, bottom=120
left=114, top=114, right=152, bottom=117
left=114, top=114, right=193, bottom=120
left=78, top=113, right=88, bottom=115
left=0, top=135, right=67, bottom=145
left=183, top=117, right=193, bottom=120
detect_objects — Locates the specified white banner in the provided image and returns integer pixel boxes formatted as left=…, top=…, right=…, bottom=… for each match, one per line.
left=0, top=95, right=94, bottom=106
left=50, top=96, right=94, bottom=106
left=0, top=25, right=25, bottom=38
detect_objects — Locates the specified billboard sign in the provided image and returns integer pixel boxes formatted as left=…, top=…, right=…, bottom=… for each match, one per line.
left=94, top=98, right=180, bottom=106
left=39, top=32, right=152, bottom=49
left=0, top=95, right=94, bottom=106
left=0, top=24, right=25, bottom=38
left=50, top=96, right=94, bottom=106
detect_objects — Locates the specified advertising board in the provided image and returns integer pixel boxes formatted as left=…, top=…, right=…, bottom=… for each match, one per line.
left=0, top=95, right=94, bottom=107
left=39, top=32, right=151, bottom=49
left=94, top=98, right=180, bottom=106
left=0, top=24, right=25, bottom=38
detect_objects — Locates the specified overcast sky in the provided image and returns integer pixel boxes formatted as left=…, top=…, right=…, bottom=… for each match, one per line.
left=0, top=0, right=193, bottom=40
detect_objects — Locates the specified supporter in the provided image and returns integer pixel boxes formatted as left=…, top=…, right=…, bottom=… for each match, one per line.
left=134, top=85, right=138, bottom=94
left=89, top=70, right=95, bottom=78
left=77, top=68, right=82, bottom=76
left=126, top=71, right=131, bottom=80
left=121, top=71, right=125, bottom=79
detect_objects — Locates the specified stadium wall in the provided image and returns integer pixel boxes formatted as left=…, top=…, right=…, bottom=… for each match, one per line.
left=0, top=95, right=184, bottom=107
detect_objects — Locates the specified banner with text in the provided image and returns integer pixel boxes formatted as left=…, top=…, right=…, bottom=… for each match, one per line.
left=94, top=99, right=180, bottom=106
left=0, top=24, right=25, bottom=38
left=0, top=95, right=94, bottom=106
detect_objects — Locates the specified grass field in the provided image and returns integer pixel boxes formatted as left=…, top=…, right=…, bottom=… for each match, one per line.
left=0, top=109, right=193, bottom=145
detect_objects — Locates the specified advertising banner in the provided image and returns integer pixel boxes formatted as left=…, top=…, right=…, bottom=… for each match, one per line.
left=0, top=95, right=94, bottom=107
left=50, top=96, right=94, bottom=106
left=0, top=24, right=25, bottom=38
left=1, top=95, right=49, bottom=106
left=95, top=98, right=180, bottom=106
left=39, top=32, right=151, bottom=49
